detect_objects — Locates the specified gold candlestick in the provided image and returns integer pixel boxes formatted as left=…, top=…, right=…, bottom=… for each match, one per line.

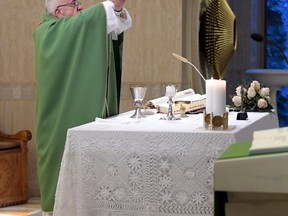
left=203, top=111, right=228, bottom=130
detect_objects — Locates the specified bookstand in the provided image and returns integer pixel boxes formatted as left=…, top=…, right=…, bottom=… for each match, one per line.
left=203, top=111, right=229, bottom=130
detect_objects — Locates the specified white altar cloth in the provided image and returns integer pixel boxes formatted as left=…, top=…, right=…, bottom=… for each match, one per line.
left=54, top=111, right=278, bottom=216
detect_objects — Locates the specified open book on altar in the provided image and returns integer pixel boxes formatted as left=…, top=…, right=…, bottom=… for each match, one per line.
left=249, top=127, right=288, bottom=155
left=145, top=88, right=206, bottom=114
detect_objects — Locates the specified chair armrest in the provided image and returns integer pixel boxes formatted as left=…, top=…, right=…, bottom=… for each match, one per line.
left=0, top=130, right=32, bottom=151
left=0, top=130, right=32, bottom=143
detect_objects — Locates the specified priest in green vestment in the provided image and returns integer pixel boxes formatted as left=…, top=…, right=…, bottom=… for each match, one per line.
left=34, top=0, right=132, bottom=214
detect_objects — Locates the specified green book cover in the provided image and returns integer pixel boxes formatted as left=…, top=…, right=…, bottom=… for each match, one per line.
left=218, top=142, right=252, bottom=160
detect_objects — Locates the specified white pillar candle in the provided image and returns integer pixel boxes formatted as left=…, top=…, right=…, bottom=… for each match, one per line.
left=205, top=79, right=226, bottom=116
left=205, top=79, right=214, bottom=113
left=213, top=80, right=226, bottom=116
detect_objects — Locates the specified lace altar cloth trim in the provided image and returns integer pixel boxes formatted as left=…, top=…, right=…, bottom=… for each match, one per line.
left=54, top=130, right=235, bottom=216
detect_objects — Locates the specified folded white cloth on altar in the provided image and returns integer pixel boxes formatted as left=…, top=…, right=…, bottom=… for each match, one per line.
left=95, top=117, right=141, bottom=124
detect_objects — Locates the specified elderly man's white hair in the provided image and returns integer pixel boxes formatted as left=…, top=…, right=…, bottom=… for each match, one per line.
left=44, top=0, right=59, bottom=15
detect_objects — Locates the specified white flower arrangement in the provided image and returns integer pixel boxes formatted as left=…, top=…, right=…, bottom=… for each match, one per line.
left=231, top=80, right=273, bottom=112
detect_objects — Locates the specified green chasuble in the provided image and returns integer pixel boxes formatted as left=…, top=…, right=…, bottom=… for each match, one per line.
left=34, top=4, right=123, bottom=212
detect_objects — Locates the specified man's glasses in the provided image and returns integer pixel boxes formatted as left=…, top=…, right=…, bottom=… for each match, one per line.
left=56, top=0, right=81, bottom=10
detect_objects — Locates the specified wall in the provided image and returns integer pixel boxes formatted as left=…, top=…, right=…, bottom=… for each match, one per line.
left=119, top=0, right=185, bottom=111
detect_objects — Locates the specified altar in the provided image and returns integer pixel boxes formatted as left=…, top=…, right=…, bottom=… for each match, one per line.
left=53, top=111, right=278, bottom=216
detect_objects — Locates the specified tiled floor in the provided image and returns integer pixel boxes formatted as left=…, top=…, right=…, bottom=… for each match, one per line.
left=0, top=198, right=41, bottom=216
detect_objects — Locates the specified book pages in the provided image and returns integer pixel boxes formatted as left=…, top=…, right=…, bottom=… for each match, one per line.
left=145, top=89, right=206, bottom=114
left=249, top=127, right=288, bottom=155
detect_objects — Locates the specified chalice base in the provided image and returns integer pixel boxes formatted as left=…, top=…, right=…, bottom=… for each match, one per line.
left=131, top=108, right=146, bottom=118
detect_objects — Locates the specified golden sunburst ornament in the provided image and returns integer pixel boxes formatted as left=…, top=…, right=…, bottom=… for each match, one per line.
left=200, top=0, right=237, bottom=79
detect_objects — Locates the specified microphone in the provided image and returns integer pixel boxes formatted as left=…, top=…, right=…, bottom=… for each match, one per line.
left=172, top=53, right=206, bottom=82
left=250, top=33, right=288, bottom=65
left=250, top=33, right=264, bottom=42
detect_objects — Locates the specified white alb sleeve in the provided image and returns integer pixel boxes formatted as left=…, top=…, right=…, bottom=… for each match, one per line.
left=102, top=1, right=132, bottom=40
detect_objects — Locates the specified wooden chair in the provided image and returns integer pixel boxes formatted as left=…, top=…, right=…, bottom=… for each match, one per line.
left=0, top=130, right=32, bottom=207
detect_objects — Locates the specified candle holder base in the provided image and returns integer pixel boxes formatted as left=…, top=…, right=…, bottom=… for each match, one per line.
left=203, top=111, right=228, bottom=130
left=236, top=111, right=248, bottom=120
left=160, top=114, right=181, bottom=121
